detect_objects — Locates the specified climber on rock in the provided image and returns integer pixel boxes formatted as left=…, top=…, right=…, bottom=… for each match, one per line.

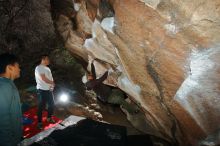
left=85, top=62, right=138, bottom=114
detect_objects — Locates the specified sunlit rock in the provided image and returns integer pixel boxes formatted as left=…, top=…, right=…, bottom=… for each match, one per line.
left=139, top=0, right=161, bottom=9
left=101, top=17, right=115, bottom=34
left=56, top=14, right=88, bottom=61
left=73, top=2, right=81, bottom=12
left=76, top=1, right=93, bottom=37
left=84, top=20, right=119, bottom=65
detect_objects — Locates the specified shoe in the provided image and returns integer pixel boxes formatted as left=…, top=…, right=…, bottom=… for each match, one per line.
left=47, top=118, right=56, bottom=124
left=37, top=122, right=43, bottom=130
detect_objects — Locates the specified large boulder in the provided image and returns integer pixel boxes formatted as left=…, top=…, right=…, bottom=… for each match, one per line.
left=51, top=0, right=220, bottom=145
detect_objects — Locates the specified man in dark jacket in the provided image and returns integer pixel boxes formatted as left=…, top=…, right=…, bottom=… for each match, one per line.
left=0, top=53, right=22, bottom=146
left=85, top=63, right=137, bottom=114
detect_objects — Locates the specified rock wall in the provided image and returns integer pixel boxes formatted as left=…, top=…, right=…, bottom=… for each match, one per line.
left=0, top=0, right=57, bottom=54
left=51, top=0, right=220, bottom=145
left=0, top=0, right=85, bottom=94
left=0, top=0, right=58, bottom=83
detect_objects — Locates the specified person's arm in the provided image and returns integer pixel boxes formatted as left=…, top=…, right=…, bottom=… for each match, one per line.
left=0, top=84, right=16, bottom=146
left=91, top=63, right=96, bottom=79
left=40, top=74, right=54, bottom=85
left=85, top=71, right=108, bottom=90
left=37, top=66, right=54, bottom=86
left=96, top=71, right=108, bottom=84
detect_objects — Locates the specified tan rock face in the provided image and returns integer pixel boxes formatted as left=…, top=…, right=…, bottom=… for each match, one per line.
left=51, top=0, right=220, bottom=145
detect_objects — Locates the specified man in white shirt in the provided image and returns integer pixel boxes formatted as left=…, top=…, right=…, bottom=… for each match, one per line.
left=35, top=54, right=55, bottom=130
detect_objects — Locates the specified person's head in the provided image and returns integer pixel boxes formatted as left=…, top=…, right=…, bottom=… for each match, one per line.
left=82, top=73, right=93, bottom=84
left=87, top=73, right=94, bottom=81
left=0, top=53, right=20, bottom=80
left=40, top=54, right=50, bottom=66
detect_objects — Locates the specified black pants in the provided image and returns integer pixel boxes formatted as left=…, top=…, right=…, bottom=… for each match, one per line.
left=37, top=89, right=54, bottom=123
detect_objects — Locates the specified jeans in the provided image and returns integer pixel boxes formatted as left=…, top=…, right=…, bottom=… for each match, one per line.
left=37, top=89, right=54, bottom=123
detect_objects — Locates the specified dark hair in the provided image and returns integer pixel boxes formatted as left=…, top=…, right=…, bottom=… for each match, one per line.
left=0, top=53, right=19, bottom=74
left=41, top=54, right=49, bottom=60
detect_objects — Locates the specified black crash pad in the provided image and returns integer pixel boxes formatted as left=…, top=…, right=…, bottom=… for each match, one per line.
left=30, top=119, right=127, bottom=146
